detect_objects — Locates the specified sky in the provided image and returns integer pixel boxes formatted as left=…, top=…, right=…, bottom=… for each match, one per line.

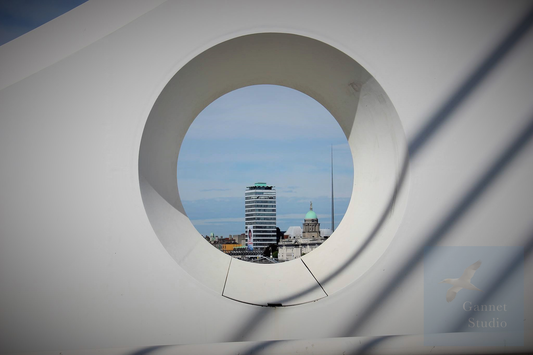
left=178, top=85, right=354, bottom=237
left=0, top=0, right=87, bottom=46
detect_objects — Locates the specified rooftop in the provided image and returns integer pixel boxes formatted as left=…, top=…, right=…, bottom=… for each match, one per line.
left=305, top=201, right=317, bottom=220
left=247, top=182, right=274, bottom=190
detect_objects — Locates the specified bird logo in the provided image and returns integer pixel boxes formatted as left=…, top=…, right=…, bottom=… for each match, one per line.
left=440, top=260, right=483, bottom=302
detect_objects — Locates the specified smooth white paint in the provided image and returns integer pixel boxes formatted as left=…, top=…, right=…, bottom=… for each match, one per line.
left=1, top=0, right=532, bottom=354
left=139, top=32, right=407, bottom=304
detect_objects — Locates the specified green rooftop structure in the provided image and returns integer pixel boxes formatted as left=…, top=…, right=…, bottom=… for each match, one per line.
left=305, top=201, right=317, bottom=220
left=303, top=201, right=320, bottom=239
left=305, top=210, right=317, bottom=220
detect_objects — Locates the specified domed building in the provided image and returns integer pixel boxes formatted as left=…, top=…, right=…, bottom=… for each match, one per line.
left=302, top=202, right=320, bottom=239
left=278, top=202, right=326, bottom=261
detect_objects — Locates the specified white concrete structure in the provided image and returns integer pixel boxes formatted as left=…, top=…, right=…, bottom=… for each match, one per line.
left=1, top=1, right=533, bottom=354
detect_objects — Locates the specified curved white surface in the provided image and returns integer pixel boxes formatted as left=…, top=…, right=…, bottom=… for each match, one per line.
left=1, top=0, right=533, bottom=354
left=139, top=33, right=407, bottom=305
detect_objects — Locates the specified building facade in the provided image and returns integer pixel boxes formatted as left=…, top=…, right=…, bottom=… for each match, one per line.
left=245, top=182, right=276, bottom=251
left=302, top=202, right=320, bottom=239
left=229, top=233, right=247, bottom=246
left=278, top=202, right=326, bottom=261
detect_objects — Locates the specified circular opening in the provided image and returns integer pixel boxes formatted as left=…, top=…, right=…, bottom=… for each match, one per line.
left=177, top=84, right=354, bottom=262
left=139, top=33, right=409, bottom=306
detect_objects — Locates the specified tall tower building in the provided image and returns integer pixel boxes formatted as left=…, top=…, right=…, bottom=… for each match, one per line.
left=245, top=182, right=276, bottom=251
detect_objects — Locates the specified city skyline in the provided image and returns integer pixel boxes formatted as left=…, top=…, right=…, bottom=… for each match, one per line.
left=177, top=85, right=354, bottom=236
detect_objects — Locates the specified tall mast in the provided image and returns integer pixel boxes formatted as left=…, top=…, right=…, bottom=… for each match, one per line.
left=331, top=145, right=335, bottom=232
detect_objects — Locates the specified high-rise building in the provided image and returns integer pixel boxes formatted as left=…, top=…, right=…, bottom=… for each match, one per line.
left=245, top=182, right=276, bottom=251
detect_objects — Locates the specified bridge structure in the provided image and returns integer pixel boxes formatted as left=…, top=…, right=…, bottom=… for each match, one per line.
left=1, top=1, right=533, bottom=354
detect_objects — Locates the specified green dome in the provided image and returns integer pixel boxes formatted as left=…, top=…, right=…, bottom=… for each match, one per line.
left=305, top=201, right=318, bottom=220
left=305, top=210, right=317, bottom=220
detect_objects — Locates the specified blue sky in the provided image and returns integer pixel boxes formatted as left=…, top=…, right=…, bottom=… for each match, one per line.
left=0, top=0, right=87, bottom=46
left=178, top=85, right=354, bottom=236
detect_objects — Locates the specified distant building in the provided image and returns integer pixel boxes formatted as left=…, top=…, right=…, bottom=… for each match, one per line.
left=229, top=247, right=264, bottom=261
left=221, top=243, right=239, bottom=253
left=283, top=226, right=302, bottom=239
left=302, top=201, right=320, bottom=239
left=278, top=202, right=326, bottom=261
left=211, top=237, right=238, bottom=253
left=245, top=182, right=276, bottom=251
left=230, top=233, right=247, bottom=246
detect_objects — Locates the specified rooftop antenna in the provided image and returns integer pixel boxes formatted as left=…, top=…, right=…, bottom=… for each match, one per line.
left=331, top=145, right=335, bottom=232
